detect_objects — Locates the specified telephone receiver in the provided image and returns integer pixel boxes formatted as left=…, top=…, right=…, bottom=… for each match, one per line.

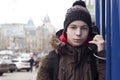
left=88, top=25, right=100, bottom=53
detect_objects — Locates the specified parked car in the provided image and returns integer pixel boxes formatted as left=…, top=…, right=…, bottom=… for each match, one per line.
left=5, top=60, right=17, bottom=73
left=2, top=56, right=17, bottom=73
left=12, top=58, right=30, bottom=71
left=8, top=63, right=17, bottom=72
left=0, top=59, right=9, bottom=76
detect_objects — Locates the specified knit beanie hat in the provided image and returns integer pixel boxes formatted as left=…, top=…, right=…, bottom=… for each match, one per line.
left=64, top=1, right=92, bottom=32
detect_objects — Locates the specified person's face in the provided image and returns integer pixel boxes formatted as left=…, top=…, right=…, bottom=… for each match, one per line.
left=66, top=20, right=89, bottom=46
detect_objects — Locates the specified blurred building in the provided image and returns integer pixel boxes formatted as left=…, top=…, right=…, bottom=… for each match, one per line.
left=0, top=19, right=36, bottom=52
left=36, top=15, right=56, bottom=53
left=0, top=15, right=56, bottom=54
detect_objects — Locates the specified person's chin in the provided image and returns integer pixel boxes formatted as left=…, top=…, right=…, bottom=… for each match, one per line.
left=72, top=42, right=82, bottom=46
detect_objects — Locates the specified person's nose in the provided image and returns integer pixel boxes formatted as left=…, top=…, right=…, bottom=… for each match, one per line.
left=76, top=28, right=82, bottom=36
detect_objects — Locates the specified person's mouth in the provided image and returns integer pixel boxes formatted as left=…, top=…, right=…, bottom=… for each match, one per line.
left=74, top=39, right=82, bottom=42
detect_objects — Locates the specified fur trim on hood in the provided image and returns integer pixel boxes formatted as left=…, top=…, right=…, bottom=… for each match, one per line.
left=49, top=34, right=65, bottom=53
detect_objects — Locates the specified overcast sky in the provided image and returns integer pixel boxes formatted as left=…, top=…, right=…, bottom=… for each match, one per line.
left=0, top=0, right=75, bottom=30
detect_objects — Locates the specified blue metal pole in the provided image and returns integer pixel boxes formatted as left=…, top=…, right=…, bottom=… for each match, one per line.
left=111, top=0, right=120, bottom=80
left=105, top=0, right=111, bottom=80
left=101, top=0, right=105, bottom=38
left=95, top=0, right=105, bottom=38
left=95, top=0, right=100, bottom=30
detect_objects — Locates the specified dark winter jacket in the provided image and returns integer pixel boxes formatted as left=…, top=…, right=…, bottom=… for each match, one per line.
left=29, top=58, right=34, bottom=66
left=36, top=33, right=106, bottom=80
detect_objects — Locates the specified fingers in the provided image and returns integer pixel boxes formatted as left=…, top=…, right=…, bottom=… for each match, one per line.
left=89, top=40, right=98, bottom=45
left=90, top=35, right=104, bottom=43
left=89, top=35, right=105, bottom=52
left=93, top=35, right=104, bottom=42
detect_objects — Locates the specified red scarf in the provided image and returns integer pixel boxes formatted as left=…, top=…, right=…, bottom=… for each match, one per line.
left=59, top=32, right=91, bottom=46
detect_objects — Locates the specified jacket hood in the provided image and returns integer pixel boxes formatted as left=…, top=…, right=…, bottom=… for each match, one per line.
left=49, top=34, right=65, bottom=53
left=49, top=26, right=99, bottom=53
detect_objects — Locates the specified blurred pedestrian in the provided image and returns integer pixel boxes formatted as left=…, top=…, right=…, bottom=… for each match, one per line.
left=29, top=57, right=34, bottom=72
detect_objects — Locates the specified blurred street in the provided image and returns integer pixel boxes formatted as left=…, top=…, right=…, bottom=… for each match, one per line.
left=0, top=66, right=37, bottom=80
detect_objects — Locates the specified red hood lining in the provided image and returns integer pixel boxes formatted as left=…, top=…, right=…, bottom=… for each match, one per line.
left=59, top=32, right=92, bottom=46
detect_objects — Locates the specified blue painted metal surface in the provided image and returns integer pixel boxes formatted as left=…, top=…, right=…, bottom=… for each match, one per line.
left=111, top=0, right=120, bottom=80
left=101, top=0, right=105, bottom=38
left=105, top=0, right=112, bottom=80
left=95, top=0, right=105, bottom=38
left=95, top=0, right=120, bottom=79
left=95, top=0, right=100, bottom=30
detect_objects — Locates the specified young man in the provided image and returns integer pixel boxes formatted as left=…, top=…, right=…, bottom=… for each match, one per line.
left=36, top=1, right=105, bottom=80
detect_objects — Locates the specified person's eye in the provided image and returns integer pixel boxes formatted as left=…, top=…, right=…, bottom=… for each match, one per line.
left=81, top=26, right=89, bottom=30
left=82, top=27, right=88, bottom=30
left=70, top=26, right=76, bottom=29
left=69, top=25, right=77, bottom=29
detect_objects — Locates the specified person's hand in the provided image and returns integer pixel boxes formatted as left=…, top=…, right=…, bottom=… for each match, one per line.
left=89, top=35, right=105, bottom=52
